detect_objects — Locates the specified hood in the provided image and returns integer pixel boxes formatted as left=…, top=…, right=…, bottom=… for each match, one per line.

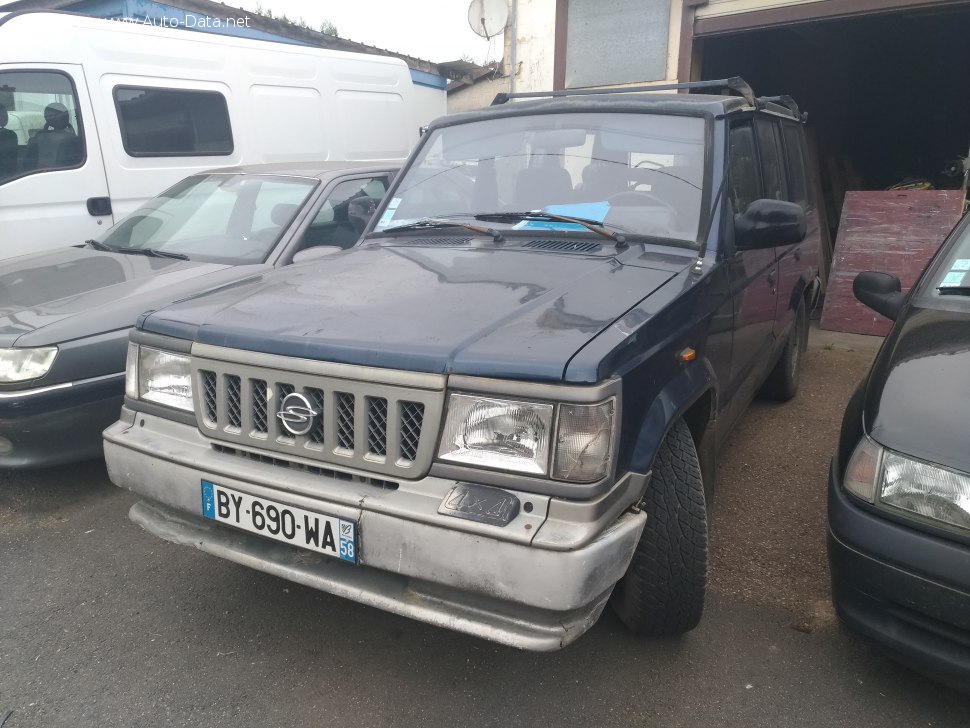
left=865, top=304, right=970, bottom=474
left=142, top=244, right=687, bottom=382
left=0, top=247, right=262, bottom=347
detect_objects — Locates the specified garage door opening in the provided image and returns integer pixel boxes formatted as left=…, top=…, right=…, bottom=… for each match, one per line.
left=698, top=6, right=970, bottom=258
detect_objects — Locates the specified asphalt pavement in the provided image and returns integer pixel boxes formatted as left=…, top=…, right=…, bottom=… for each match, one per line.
left=2, top=332, right=968, bottom=727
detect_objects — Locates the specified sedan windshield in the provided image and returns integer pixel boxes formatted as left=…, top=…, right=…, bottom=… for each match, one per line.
left=374, top=112, right=707, bottom=244
left=917, top=218, right=970, bottom=309
left=97, top=174, right=317, bottom=264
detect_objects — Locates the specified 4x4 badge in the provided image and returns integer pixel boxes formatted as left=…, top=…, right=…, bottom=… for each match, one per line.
left=276, top=392, right=319, bottom=436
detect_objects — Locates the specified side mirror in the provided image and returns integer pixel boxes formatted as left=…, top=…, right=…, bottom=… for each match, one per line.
left=853, top=271, right=906, bottom=321
left=735, top=199, right=807, bottom=249
left=292, top=246, right=341, bottom=265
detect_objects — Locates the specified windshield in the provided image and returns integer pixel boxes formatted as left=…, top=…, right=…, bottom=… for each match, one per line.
left=374, top=112, right=707, bottom=244
left=97, top=174, right=317, bottom=264
left=916, top=217, right=970, bottom=309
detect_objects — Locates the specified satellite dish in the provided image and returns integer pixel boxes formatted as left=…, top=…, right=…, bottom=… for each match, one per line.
left=468, top=0, right=509, bottom=40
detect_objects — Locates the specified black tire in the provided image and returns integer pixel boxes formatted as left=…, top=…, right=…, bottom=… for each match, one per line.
left=610, top=418, right=708, bottom=636
left=759, top=299, right=807, bottom=402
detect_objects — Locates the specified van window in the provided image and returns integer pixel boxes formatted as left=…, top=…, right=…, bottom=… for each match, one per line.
left=728, top=122, right=761, bottom=215
left=0, top=70, right=85, bottom=185
left=755, top=118, right=787, bottom=202
left=114, top=87, right=233, bottom=157
left=782, top=122, right=811, bottom=208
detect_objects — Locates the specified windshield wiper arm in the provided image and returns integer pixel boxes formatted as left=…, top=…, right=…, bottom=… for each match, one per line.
left=118, top=247, right=189, bottom=260
left=474, top=211, right=626, bottom=246
left=381, top=218, right=503, bottom=242
left=85, top=239, right=116, bottom=252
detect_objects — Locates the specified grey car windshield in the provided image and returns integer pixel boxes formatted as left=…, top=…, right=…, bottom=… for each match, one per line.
left=917, top=220, right=970, bottom=310
left=97, top=174, right=317, bottom=264
left=374, top=112, right=707, bottom=243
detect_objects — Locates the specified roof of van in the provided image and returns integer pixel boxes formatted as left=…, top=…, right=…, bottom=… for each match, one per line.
left=200, top=161, right=400, bottom=179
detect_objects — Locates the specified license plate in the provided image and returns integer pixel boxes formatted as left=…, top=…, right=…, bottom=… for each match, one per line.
left=201, top=480, right=357, bottom=564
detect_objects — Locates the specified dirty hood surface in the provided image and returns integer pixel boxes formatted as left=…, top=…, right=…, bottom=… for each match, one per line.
left=142, top=245, right=686, bottom=381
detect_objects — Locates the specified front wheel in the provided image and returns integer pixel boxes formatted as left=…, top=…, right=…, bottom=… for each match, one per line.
left=610, top=418, right=708, bottom=636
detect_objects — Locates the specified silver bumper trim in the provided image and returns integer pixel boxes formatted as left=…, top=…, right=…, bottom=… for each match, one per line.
left=0, top=372, right=123, bottom=399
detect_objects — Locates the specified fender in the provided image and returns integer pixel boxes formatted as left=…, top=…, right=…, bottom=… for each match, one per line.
left=629, top=357, right=718, bottom=475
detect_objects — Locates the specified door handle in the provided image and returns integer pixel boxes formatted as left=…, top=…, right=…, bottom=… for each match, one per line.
left=767, top=272, right=776, bottom=287
left=794, top=247, right=802, bottom=261
left=87, top=197, right=112, bottom=217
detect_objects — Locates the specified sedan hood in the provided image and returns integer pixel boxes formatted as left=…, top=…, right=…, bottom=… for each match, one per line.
left=865, top=305, right=970, bottom=474
left=0, top=247, right=263, bottom=347
left=142, top=244, right=686, bottom=382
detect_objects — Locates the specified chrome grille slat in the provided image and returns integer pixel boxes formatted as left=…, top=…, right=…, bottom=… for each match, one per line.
left=191, top=354, right=444, bottom=479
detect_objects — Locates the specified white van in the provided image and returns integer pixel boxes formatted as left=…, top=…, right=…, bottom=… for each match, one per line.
left=0, top=11, right=444, bottom=259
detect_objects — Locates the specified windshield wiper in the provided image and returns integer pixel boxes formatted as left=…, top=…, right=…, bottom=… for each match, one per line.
left=118, top=247, right=189, bottom=260
left=85, top=239, right=117, bottom=252
left=381, top=218, right=503, bottom=242
left=474, top=211, right=626, bottom=246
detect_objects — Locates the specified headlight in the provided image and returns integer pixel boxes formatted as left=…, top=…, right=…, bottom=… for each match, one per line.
left=843, top=436, right=970, bottom=532
left=437, top=393, right=616, bottom=482
left=129, top=344, right=193, bottom=412
left=0, top=346, right=57, bottom=383
left=438, top=395, right=553, bottom=475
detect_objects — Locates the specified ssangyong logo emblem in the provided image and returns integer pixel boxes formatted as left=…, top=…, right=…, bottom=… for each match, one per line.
left=276, top=392, right=319, bottom=436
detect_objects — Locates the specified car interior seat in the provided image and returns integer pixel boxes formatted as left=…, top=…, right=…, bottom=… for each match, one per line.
left=24, top=103, right=80, bottom=171
left=513, top=163, right=573, bottom=210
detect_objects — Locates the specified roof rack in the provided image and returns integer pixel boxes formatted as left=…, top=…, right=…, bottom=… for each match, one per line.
left=759, top=95, right=806, bottom=122
left=491, top=76, right=758, bottom=107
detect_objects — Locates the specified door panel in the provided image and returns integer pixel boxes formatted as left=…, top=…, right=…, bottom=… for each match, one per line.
left=0, top=64, right=112, bottom=259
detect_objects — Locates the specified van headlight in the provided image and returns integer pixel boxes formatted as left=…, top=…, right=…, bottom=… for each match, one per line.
left=0, top=347, right=57, bottom=383
left=125, top=342, right=193, bottom=412
left=843, top=436, right=970, bottom=532
left=437, top=393, right=616, bottom=482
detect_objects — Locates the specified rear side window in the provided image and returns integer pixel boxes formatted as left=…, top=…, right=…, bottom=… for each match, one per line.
left=114, top=87, right=233, bottom=157
left=782, top=122, right=811, bottom=208
left=755, top=118, right=787, bottom=202
left=728, top=122, right=761, bottom=215
left=0, top=69, right=85, bottom=185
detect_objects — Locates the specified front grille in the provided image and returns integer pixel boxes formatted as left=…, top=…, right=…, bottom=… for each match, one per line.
left=194, top=351, right=444, bottom=479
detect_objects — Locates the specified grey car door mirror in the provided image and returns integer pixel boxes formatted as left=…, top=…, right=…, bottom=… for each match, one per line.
left=735, top=199, right=806, bottom=249
left=853, top=271, right=906, bottom=321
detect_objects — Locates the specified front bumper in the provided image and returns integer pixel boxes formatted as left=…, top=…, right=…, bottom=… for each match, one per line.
left=828, top=458, right=970, bottom=687
left=104, top=410, right=647, bottom=650
left=0, top=373, right=124, bottom=469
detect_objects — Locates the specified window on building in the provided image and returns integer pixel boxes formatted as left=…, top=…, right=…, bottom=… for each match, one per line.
left=0, top=70, right=85, bottom=185
left=114, top=86, right=233, bottom=157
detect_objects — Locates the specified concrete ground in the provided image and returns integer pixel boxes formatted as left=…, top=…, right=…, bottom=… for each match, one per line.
left=1, top=329, right=968, bottom=727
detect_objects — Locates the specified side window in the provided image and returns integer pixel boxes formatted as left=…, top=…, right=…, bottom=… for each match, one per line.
left=114, top=87, right=233, bottom=157
left=0, top=70, right=85, bottom=185
left=755, top=118, right=788, bottom=202
left=728, top=122, right=761, bottom=215
left=782, top=122, right=811, bottom=208
left=300, top=177, right=389, bottom=250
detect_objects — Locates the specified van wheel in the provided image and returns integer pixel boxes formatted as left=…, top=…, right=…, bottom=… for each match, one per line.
left=610, top=418, right=707, bottom=636
left=760, top=299, right=807, bottom=401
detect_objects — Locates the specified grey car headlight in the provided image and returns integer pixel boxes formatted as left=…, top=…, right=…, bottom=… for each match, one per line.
left=437, top=393, right=616, bottom=482
left=0, top=346, right=57, bottom=383
left=843, top=436, right=970, bottom=532
left=126, top=343, right=193, bottom=412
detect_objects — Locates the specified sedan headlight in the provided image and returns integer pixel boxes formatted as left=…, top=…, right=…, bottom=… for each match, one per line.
left=126, top=343, right=193, bottom=412
left=843, top=436, right=970, bottom=532
left=437, top=393, right=616, bottom=482
left=0, top=346, right=57, bottom=383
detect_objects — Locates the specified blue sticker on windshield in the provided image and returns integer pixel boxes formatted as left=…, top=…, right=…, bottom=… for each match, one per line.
left=941, top=271, right=966, bottom=287
left=952, top=259, right=970, bottom=271
left=513, top=202, right=612, bottom=232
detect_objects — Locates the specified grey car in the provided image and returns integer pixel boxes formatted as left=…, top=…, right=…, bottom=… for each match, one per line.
left=0, top=161, right=396, bottom=468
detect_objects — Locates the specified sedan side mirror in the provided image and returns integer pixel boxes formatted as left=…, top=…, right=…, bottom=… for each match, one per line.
left=853, top=271, right=907, bottom=321
left=735, top=199, right=807, bottom=249
left=292, top=246, right=342, bottom=264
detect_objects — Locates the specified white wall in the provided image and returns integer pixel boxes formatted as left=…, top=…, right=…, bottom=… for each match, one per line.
left=510, top=0, right=558, bottom=92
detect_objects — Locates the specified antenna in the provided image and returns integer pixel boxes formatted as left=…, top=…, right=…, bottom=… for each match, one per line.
left=467, top=0, right=509, bottom=40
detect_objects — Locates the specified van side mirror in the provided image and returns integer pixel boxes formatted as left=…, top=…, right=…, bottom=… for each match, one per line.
left=853, top=271, right=906, bottom=321
left=292, top=246, right=342, bottom=265
left=735, top=199, right=806, bottom=249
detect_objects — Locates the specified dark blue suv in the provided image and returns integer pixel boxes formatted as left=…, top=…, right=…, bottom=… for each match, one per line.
left=105, top=79, right=820, bottom=650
